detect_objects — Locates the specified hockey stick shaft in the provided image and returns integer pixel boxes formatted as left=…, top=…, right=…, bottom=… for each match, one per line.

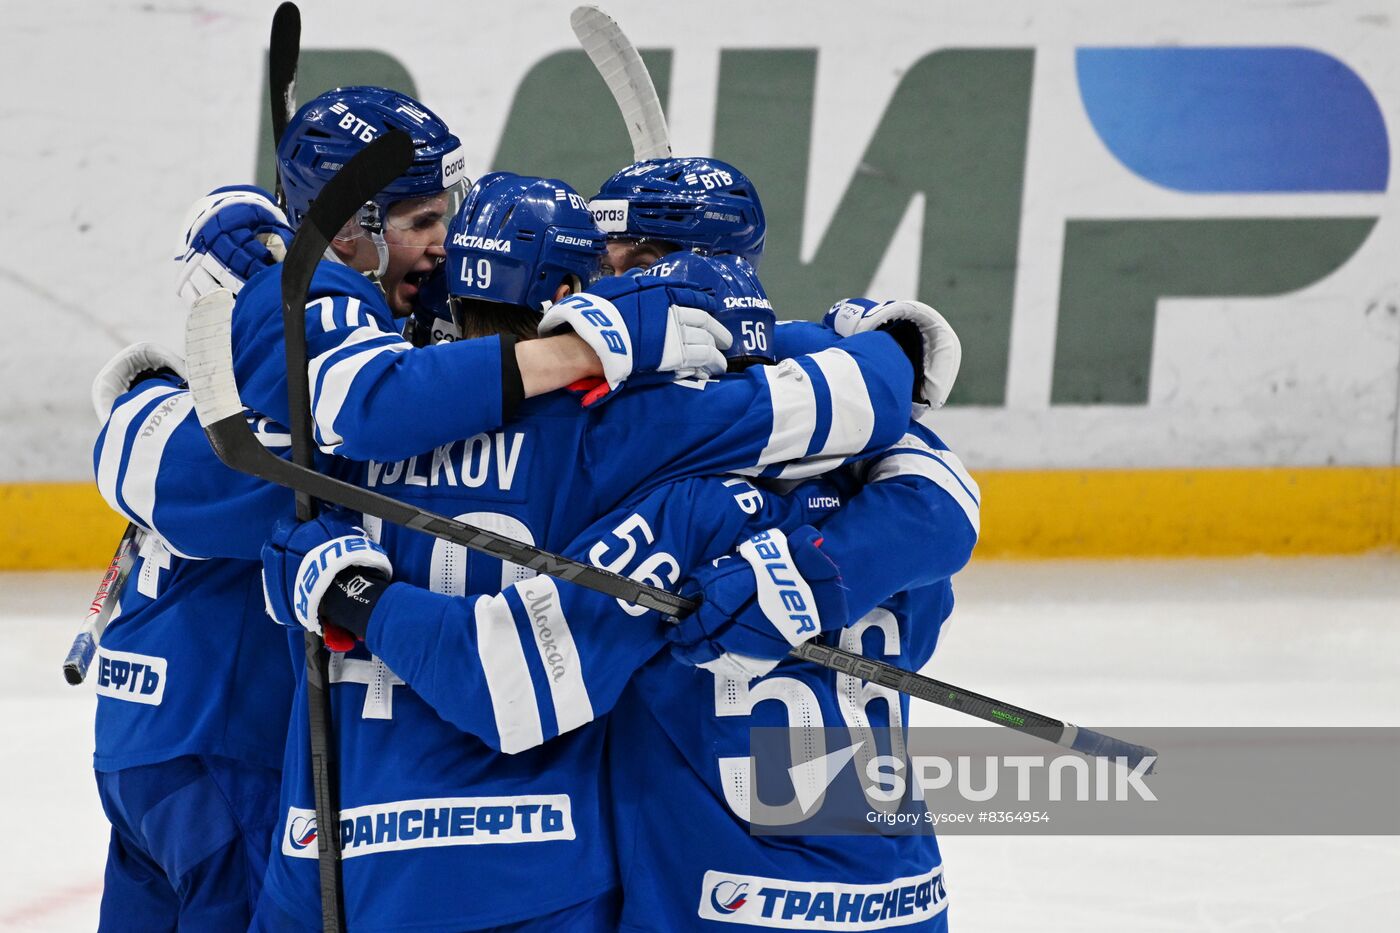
left=279, top=128, right=411, bottom=933
left=269, top=2, right=300, bottom=211
left=571, top=6, right=671, bottom=161
left=61, top=522, right=143, bottom=685
left=185, top=297, right=1155, bottom=770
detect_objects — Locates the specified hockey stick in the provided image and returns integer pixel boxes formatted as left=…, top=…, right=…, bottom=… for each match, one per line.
left=269, top=5, right=349, bottom=930
left=571, top=5, right=671, bottom=161
left=60, top=522, right=144, bottom=685
left=565, top=11, right=1153, bottom=768
left=269, top=2, right=301, bottom=210
left=280, top=132, right=417, bottom=933
left=184, top=322, right=1157, bottom=772
left=184, top=166, right=1155, bottom=773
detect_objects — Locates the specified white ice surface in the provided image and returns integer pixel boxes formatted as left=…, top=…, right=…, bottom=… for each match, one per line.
left=2, top=557, right=1398, bottom=931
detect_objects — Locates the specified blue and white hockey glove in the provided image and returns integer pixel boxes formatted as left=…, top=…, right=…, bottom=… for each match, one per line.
left=262, top=511, right=392, bottom=650
left=175, top=185, right=293, bottom=311
left=823, top=298, right=961, bottom=408
left=538, top=274, right=732, bottom=403
left=669, top=525, right=848, bottom=681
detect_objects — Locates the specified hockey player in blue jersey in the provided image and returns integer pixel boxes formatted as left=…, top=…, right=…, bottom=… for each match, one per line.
left=613, top=331, right=977, bottom=933
left=580, top=215, right=976, bottom=930
left=89, top=342, right=301, bottom=931
left=248, top=172, right=919, bottom=932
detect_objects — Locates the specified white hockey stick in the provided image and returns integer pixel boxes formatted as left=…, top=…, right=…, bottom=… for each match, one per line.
left=571, top=5, right=672, bottom=161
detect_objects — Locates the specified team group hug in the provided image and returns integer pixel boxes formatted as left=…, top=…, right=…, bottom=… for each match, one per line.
left=89, top=82, right=980, bottom=931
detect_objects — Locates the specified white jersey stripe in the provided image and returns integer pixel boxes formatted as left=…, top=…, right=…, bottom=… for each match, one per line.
left=869, top=450, right=981, bottom=535
left=750, top=358, right=818, bottom=468
left=473, top=594, right=544, bottom=754
left=809, top=347, right=875, bottom=461
left=309, top=336, right=410, bottom=451
left=884, top=433, right=981, bottom=504
left=512, top=577, right=596, bottom=736
left=96, top=383, right=180, bottom=521
left=120, top=392, right=198, bottom=557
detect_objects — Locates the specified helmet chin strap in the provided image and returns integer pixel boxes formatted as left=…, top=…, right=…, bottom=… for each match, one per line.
left=358, top=202, right=391, bottom=280
left=321, top=204, right=389, bottom=300
left=321, top=202, right=389, bottom=279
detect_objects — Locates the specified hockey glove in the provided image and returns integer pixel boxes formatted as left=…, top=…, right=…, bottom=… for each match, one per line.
left=90, top=341, right=187, bottom=421
left=669, top=525, right=848, bottom=681
left=538, top=274, right=732, bottom=403
left=176, top=185, right=293, bottom=311
left=823, top=298, right=961, bottom=408
left=261, top=511, right=392, bottom=650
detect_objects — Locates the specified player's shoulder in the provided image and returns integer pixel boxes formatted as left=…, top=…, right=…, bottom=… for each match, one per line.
left=236, top=260, right=387, bottom=315
left=905, top=413, right=952, bottom=453
left=306, top=260, right=387, bottom=306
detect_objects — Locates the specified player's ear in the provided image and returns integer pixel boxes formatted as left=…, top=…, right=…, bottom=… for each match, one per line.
left=327, top=232, right=359, bottom=265
left=555, top=278, right=577, bottom=302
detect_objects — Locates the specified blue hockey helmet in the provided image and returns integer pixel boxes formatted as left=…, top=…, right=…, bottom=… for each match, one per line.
left=277, top=86, right=468, bottom=229
left=642, top=252, right=774, bottom=369
left=590, top=157, right=766, bottom=267
left=445, top=172, right=607, bottom=311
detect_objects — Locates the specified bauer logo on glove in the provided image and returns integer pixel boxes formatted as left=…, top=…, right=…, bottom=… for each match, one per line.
left=262, top=512, right=393, bottom=637
left=740, top=529, right=822, bottom=643
left=295, top=537, right=388, bottom=628
left=551, top=294, right=631, bottom=358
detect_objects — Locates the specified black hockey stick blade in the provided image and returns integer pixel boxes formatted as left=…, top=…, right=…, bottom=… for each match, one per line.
left=269, top=2, right=300, bottom=145
left=269, top=2, right=301, bottom=210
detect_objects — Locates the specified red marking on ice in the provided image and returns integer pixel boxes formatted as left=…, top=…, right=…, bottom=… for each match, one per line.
left=0, top=879, right=102, bottom=928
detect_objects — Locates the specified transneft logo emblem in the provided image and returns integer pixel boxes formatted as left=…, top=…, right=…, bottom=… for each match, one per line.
left=697, top=868, right=948, bottom=929
left=288, top=815, right=318, bottom=851
left=710, top=880, right=749, bottom=914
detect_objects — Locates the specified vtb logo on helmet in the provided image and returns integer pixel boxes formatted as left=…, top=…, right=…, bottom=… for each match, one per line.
left=277, top=86, right=467, bottom=229
left=445, top=172, right=607, bottom=311
left=590, top=157, right=766, bottom=268
left=642, top=252, right=774, bottom=370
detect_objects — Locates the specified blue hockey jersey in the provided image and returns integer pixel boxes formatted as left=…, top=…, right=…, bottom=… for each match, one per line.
left=91, top=373, right=297, bottom=771
left=256, top=324, right=916, bottom=931
left=609, top=423, right=981, bottom=932
left=232, top=261, right=514, bottom=462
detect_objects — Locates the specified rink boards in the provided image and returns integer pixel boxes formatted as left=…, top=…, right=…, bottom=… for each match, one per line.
left=4, top=0, right=1399, bottom=566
